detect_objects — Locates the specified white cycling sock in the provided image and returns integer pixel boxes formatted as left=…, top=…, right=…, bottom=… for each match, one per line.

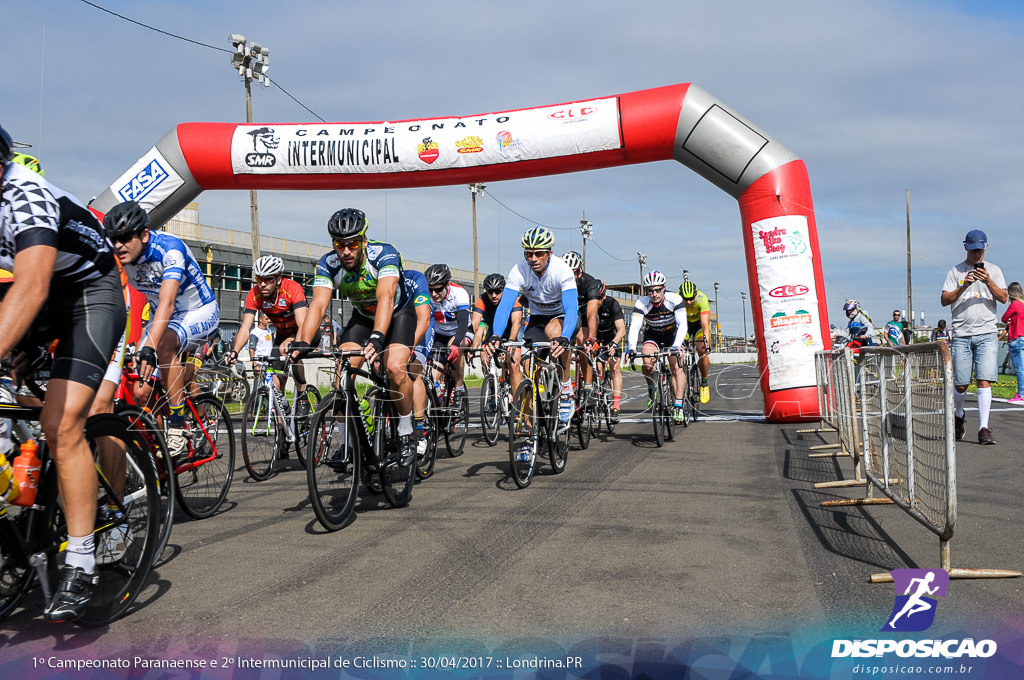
left=398, top=412, right=414, bottom=436
left=977, top=387, right=992, bottom=430
left=65, top=534, right=96, bottom=574
left=954, top=389, right=967, bottom=418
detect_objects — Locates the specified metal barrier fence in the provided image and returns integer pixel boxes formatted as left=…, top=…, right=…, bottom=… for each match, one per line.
left=814, top=342, right=1019, bottom=581
left=805, top=348, right=868, bottom=490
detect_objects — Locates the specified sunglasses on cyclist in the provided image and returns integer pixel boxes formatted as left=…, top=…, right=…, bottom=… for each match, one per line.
left=645, top=286, right=665, bottom=294
left=429, top=286, right=447, bottom=294
left=255, top=276, right=278, bottom=285
left=111, top=233, right=138, bottom=245
left=333, top=238, right=362, bottom=252
left=524, top=249, right=550, bottom=259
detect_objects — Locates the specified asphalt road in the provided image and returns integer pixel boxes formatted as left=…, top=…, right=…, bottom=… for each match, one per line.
left=2, top=364, right=1022, bottom=676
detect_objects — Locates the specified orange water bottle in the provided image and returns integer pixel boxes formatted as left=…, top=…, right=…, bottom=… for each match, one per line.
left=12, top=440, right=41, bottom=507
left=0, top=450, right=19, bottom=503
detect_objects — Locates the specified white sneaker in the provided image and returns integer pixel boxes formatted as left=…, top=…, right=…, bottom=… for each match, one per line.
left=167, top=427, right=188, bottom=459
left=96, top=525, right=129, bottom=565
left=558, top=393, right=573, bottom=423
left=416, top=437, right=429, bottom=455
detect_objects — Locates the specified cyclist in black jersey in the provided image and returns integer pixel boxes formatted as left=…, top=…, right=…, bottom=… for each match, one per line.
left=594, top=289, right=626, bottom=421
left=561, top=251, right=604, bottom=402
left=0, top=124, right=127, bottom=622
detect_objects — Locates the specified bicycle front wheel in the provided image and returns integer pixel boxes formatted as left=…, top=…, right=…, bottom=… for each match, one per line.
left=241, top=386, right=280, bottom=481
left=444, top=390, right=469, bottom=458
left=416, top=388, right=439, bottom=480
left=293, top=385, right=321, bottom=468
left=652, top=371, right=665, bottom=447
left=116, top=405, right=175, bottom=561
left=76, top=413, right=160, bottom=625
left=508, top=379, right=537, bottom=488
left=480, top=375, right=501, bottom=446
left=662, top=371, right=676, bottom=442
left=574, top=383, right=591, bottom=450
left=307, top=393, right=359, bottom=531
left=175, top=394, right=235, bottom=519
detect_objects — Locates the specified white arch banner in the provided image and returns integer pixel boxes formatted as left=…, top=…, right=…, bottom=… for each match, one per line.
left=92, top=83, right=830, bottom=422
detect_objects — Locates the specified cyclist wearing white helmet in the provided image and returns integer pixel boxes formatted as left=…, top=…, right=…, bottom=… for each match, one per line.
left=228, top=255, right=313, bottom=421
left=562, top=250, right=605, bottom=402
left=483, top=226, right=579, bottom=429
left=626, top=270, right=688, bottom=422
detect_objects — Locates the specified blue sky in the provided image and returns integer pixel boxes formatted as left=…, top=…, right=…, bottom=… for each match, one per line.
left=5, top=0, right=1024, bottom=337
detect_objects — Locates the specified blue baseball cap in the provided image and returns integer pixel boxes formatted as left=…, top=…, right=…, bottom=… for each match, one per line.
left=963, top=229, right=988, bottom=250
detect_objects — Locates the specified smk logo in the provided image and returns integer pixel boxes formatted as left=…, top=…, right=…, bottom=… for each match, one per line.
left=882, top=568, right=949, bottom=632
left=245, top=127, right=280, bottom=168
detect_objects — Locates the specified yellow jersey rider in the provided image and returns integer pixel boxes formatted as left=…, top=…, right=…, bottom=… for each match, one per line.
left=679, top=280, right=712, bottom=404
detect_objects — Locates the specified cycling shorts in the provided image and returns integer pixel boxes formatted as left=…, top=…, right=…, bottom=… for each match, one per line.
left=686, top=320, right=705, bottom=341
left=524, top=313, right=579, bottom=345
left=642, top=330, right=676, bottom=350
left=340, top=305, right=417, bottom=350
left=142, top=301, right=221, bottom=355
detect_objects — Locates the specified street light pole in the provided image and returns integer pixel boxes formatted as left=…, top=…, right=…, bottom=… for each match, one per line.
left=713, top=282, right=720, bottom=352
left=580, top=219, right=593, bottom=271
left=469, top=183, right=485, bottom=300
left=740, top=291, right=748, bottom=352
left=637, top=252, right=647, bottom=291
left=229, top=34, right=270, bottom=259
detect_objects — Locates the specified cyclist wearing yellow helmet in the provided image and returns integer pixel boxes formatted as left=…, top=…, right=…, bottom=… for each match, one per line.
left=678, top=280, right=712, bottom=404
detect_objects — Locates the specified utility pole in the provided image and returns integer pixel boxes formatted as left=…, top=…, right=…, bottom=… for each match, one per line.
left=637, top=252, right=647, bottom=292
left=229, top=34, right=270, bottom=259
left=713, top=282, right=720, bottom=352
left=469, top=184, right=486, bottom=300
left=906, top=189, right=913, bottom=343
left=580, top=219, right=593, bottom=271
left=740, top=291, right=748, bottom=352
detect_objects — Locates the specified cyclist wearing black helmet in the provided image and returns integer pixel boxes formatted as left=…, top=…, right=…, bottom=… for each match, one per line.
left=294, top=208, right=418, bottom=460
left=107, top=200, right=220, bottom=459
left=0, top=123, right=127, bottom=622
left=471, top=273, right=523, bottom=347
left=425, top=263, right=472, bottom=397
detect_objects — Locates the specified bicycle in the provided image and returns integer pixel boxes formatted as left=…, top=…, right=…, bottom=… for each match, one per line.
left=570, top=345, right=598, bottom=450
left=505, top=340, right=569, bottom=488
left=195, top=360, right=251, bottom=406
left=120, top=364, right=235, bottom=519
left=590, top=344, right=618, bottom=435
left=305, top=350, right=415, bottom=532
left=474, top=347, right=512, bottom=447
left=633, top=348, right=678, bottom=446
left=681, top=340, right=702, bottom=426
left=425, top=347, right=470, bottom=458
left=0, top=391, right=160, bottom=625
left=241, top=357, right=321, bottom=481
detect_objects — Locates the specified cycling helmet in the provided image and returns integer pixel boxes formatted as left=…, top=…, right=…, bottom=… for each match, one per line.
left=561, top=250, right=583, bottom=272
left=327, top=208, right=368, bottom=240
left=11, top=152, right=43, bottom=176
left=679, top=280, right=697, bottom=299
left=253, top=255, right=284, bottom=278
left=642, top=270, right=666, bottom=288
left=483, top=272, right=505, bottom=293
left=103, top=201, right=150, bottom=239
left=843, top=299, right=859, bottom=318
left=424, top=263, right=452, bottom=288
left=0, top=125, right=13, bottom=164
left=521, top=226, right=555, bottom=251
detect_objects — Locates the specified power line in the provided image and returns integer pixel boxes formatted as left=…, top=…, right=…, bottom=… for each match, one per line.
left=80, top=0, right=324, bottom=122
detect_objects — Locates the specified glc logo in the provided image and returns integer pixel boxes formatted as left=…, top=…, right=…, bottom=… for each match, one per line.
left=769, top=284, right=809, bottom=298
left=548, top=106, right=595, bottom=121
left=245, top=126, right=279, bottom=168
left=882, top=569, right=949, bottom=632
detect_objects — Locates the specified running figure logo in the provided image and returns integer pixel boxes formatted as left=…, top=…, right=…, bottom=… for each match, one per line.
left=882, top=568, right=949, bottom=632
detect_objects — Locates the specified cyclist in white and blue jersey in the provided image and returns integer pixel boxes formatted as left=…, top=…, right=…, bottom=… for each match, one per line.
left=105, top=201, right=220, bottom=458
left=484, top=227, right=578, bottom=425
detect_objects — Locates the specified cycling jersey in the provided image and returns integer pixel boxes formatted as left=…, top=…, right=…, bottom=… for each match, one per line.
left=244, top=277, right=308, bottom=338
left=596, top=296, right=624, bottom=336
left=431, top=282, right=471, bottom=337
left=684, top=291, right=710, bottom=323
left=313, top=240, right=409, bottom=318
left=124, top=231, right=217, bottom=313
left=575, top=271, right=604, bottom=316
left=627, top=292, right=687, bottom=351
left=492, top=256, right=577, bottom=339
left=474, top=293, right=523, bottom=334
left=1, top=162, right=115, bottom=284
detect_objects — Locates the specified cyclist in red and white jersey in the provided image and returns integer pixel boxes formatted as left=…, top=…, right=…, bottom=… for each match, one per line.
left=424, top=263, right=472, bottom=398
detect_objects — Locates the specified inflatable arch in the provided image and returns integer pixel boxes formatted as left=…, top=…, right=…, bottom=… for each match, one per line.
left=92, top=83, right=830, bottom=422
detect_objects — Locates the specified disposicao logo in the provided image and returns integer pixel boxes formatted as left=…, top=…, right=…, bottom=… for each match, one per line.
left=883, top=568, right=948, bottom=632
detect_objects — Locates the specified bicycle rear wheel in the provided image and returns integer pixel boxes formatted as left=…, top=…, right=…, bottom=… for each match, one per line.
left=77, top=413, right=160, bottom=625
left=174, top=394, right=235, bottom=519
left=480, top=374, right=501, bottom=446
left=444, top=389, right=469, bottom=457
left=688, top=364, right=701, bottom=424
left=115, top=405, right=175, bottom=560
left=374, top=397, right=414, bottom=508
left=307, top=393, right=359, bottom=531
left=507, top=379, right=536, bottom=488
left=574, top=380, right=591, bottom=450
left=293, top=385, right=321, bottom=468
left=548, top=398, right=570, bottom=475
left=241, top=386, right=281, bottom=481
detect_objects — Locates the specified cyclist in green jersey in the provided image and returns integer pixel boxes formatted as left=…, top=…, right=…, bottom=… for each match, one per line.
left=679, top=280, right=712, bottom=404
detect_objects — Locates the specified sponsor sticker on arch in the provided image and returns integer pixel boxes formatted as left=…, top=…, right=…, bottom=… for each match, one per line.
left=752, top=214, right=823, bottom=390
left=109, top=148, right=185, bottom=212
left=229, top=97, right=622, bottom=175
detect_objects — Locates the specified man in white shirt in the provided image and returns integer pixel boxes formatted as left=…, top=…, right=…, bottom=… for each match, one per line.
left=248, top=313, right=275, bottom=362
left=941, top=229, right=1007, bottom=445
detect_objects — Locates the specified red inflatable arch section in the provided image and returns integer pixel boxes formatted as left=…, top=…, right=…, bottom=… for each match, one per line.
left=93, top=83, right=830, bottom=422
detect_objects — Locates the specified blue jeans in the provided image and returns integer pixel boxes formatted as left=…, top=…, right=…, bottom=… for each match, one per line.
left=1009, top=337, right=1024, bottom=395
left=950, top=332, right=999, bottom=386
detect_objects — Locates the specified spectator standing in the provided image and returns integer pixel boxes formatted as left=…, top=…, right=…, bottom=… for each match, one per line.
left=884, top=310, right=907, bottom=347
left=940, top=229, right=1008, bottom=445
left=249, top=313, right=274, bottom=362
left=931, top=319, right=950, bottom=343
left=1000, top=281, right=1024, bottom=405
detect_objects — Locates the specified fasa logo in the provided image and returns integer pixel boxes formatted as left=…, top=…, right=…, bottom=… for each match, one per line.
left=882, top=568, right=949, bottom=632
left=769, top=284, right=809, bottom=298
left=118, top=159, right=168, bottom=202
